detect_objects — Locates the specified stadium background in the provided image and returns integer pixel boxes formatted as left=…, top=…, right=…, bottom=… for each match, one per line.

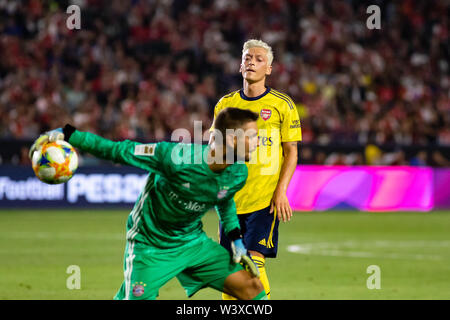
left=0, top=0, right=449, bottom=300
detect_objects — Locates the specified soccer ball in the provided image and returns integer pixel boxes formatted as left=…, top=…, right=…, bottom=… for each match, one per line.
left=31, top=140, right=78, bottom=184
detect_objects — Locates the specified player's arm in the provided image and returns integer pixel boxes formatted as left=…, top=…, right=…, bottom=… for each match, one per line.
left=208, top=98, right=224, bottom=145
left=270, top=141, right=298, bottom=222
left=215, top=197, right=259, bottom=277
left=30, top=125, right=172, bottom=175
left=65, top=125, right=174, bottom=174
left=215, top=197, right=240, bottom=237
left=270, top=99, right=302, bottom=222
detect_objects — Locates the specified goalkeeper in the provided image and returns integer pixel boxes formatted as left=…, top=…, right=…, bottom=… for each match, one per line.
left=29, top=108, right=267, bottom=300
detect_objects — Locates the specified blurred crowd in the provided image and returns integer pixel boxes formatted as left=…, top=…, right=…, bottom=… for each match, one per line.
left=0, top=0, right=449, bottom=166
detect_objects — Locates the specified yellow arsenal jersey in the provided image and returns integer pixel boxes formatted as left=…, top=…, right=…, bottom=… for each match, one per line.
left=211, top=87, right=302, bottom=214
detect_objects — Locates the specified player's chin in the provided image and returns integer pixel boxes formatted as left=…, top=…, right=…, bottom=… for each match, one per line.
left=243, top=73, right=261, bottom=83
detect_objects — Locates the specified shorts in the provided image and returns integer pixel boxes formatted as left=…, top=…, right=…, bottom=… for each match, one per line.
left=219, top=206, right=280, bottom=258
left=114, top=237, right=243, bottom=300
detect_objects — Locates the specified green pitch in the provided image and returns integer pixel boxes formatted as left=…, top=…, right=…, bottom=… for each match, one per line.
left=1, top=209, right=449, bottom=299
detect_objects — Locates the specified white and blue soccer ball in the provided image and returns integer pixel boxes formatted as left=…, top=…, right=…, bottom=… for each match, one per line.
left=31, top=140, right=78, bottom=184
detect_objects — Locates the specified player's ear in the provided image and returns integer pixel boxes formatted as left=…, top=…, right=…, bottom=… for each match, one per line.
left=266, top=64, right=272, bottom=76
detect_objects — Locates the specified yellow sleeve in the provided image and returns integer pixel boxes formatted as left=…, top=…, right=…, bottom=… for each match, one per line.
left=280, top=97, right=302, bottom=142
left=209, top=97, right=225, bottom=131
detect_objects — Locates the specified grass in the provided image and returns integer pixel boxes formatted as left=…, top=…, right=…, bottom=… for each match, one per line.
left=0, top=209, right=449, bottom=299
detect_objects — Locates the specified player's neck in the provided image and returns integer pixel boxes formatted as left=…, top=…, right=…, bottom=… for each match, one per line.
left=207, top=146, right=231, bottom=173
left=243, top=80, right=267, bottom=97
left=208, top=162, right=229, bottom=173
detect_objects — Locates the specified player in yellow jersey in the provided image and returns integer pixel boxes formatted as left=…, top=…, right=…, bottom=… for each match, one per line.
left=209, top=39, right=302, bottom=299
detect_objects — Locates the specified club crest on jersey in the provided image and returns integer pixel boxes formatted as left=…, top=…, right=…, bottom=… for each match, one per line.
left=260, top=109, right=272, bottom=121
left=132, top=282, right=146, bottom=297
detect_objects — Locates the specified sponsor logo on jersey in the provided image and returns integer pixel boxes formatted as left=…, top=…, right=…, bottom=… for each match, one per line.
left=258, top=136, right=273, bottom=146
left=260, top=109, right=272, bottom=121
left=290, top=119, right=301, bottom=129
left=168, top=191, right=206, bottom=212
left=185, top=200, right=206, bottom=212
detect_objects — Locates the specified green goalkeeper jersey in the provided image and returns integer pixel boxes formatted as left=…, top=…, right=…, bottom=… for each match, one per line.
left=68, top=130, right=247, bottom=249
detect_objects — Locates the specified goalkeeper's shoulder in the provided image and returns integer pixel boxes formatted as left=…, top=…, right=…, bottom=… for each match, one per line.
left=230, top=162, right=248, bottom=189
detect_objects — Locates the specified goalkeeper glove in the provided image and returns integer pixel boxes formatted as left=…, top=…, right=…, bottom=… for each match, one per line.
left=28, top=125, right=77, bottom=159
left=28, top=128, right=64, bottom=159
left=231, top=238, right=260, bottom=278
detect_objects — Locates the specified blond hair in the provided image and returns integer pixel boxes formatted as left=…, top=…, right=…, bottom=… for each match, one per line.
left=242, top=39, right=274, bottom=66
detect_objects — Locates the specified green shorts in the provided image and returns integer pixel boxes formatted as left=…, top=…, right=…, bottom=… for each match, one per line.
left=114, top=237, right=243, bottom=300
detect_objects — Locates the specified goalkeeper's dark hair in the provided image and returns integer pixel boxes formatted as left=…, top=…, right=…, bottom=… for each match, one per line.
left=213, top=107, right=259, bottom=141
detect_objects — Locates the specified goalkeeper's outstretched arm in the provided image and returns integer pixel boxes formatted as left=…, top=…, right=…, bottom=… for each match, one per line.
left=62, top=124, right=172, bottom=175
